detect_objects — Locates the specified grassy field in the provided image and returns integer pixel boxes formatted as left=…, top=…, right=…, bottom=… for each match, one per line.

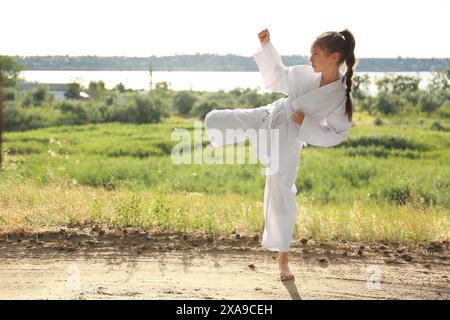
left=1, top=112, right=449, bottom=244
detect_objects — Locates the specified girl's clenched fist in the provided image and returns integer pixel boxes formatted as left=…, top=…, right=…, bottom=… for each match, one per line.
left=258, top=29, right=270, bottom=45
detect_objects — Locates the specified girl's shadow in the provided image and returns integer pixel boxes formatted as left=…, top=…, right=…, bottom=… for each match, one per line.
left=281, top=279, right=301, bottom=300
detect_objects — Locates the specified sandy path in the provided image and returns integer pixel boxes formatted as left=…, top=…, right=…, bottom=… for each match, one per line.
left=0, top=229, right=448, bottom=300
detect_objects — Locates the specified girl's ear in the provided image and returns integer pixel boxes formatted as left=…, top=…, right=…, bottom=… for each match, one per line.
left=330, top=52, right=340, bottom=62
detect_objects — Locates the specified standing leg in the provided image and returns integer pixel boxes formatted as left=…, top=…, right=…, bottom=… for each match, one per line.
left=205, top=105, right=304, bottom=281
left=260, top=119, right=304, bottom=281
left=279, top=252, right=294, bottom=281
left=261, top=143, right=301, bottom=252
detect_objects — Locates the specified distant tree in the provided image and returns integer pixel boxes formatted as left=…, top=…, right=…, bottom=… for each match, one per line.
left=115, top=82, right=126, bottom=93
left=422, top=68, right=449, bottom=114
left=32, top=84, right=50, bottom=106
left=375, top=75, right=420, bottom=95
left=352, top=74, right=371, bottom=100
left=426, top=68, right=449, bottom=93
left=155, top=81, right=170, bottom=91
left=150, top=81, right=173, bottom=105
left=0, top=56, right=23, bottom=88
left=88, top=80, right=106, bottom=100
left=148, top=64, right=153, bottom=90
left=64, top=82, right=82, bottom=99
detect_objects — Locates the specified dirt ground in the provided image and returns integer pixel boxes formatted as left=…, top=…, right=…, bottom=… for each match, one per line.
left=0, top=227, right=448, bottom=300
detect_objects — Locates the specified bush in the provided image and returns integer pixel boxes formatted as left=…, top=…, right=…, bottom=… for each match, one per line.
left=3, top=88, right=16, bottom=101
left=435, top=102, right=450, bottom=118
left=385, top=184, right=413, bottom=205
left=373, top=117, right=383, bottom=126
left=384, top=180, right=437, bottom=207
left=57, top=100, right=102, bottom=125
left=343, top=135, right=428, bottom=151
left=239, top=89, right=261, bottom=108
left=20, top=84, right=53, bottom=108
left=107, top=94, right=168, bottom=124
left=430, top=121, right=448, bottom=132
left=4, top=101, right=60, bottom=131
left=358, top=96, right=377, bottom=114
left=375, top=93, right=398, bottom=114
left=32, top=84, right=51, bottom=106
left=133, top=95, right=165, bottom=123
left=4, top=101, right=28, bottom=131
left=25, top=108, right=56, bottom=129
left=174, top=91, right=196, bottom=115
left=419, top=92, right=441, bottom=113
left=194, top=101, right=219, bottom=120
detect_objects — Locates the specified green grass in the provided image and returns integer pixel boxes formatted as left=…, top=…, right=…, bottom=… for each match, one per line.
left=0, top=181, right=447, bottom=244
left=1, top=112, right=449, bottom=243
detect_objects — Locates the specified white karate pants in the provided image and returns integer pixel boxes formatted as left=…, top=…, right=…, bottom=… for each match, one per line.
left=204, top=103, right=305, bottom=252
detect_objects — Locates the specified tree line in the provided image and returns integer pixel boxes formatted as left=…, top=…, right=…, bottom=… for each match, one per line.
left=15, top=55, right=450, bottom=72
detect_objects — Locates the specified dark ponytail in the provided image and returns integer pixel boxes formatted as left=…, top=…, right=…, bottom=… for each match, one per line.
left=314, top=28, right=357, bottom=122
left=339, top=29, right=356, bottom=122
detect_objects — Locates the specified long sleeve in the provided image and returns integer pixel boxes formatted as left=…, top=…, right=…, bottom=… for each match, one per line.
left=297, top=103, right=352, bottom=147
left=254, top=42, right=308, bottom=95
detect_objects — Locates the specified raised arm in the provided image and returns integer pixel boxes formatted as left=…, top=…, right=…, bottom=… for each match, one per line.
left=253, top=29, right=292, bottom=94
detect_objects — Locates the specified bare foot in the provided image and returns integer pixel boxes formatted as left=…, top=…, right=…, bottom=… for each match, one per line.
left=279, top=252, right=295, bottom=281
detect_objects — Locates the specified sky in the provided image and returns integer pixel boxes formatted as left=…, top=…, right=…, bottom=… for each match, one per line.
left=1, top=0, right=449, bottom=58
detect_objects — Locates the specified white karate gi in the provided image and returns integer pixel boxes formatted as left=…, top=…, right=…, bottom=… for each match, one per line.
left=204, top=42, right=352, bottom=252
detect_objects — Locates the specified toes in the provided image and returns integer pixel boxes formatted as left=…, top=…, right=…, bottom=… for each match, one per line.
left=280, top=272, right=295, bottom=281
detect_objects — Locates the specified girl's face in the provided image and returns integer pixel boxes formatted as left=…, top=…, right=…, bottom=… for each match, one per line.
left=309, top=43, right=339, bottom=73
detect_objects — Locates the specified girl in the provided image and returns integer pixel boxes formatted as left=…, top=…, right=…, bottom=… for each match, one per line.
left=205, top=28, right=356, bottom=281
